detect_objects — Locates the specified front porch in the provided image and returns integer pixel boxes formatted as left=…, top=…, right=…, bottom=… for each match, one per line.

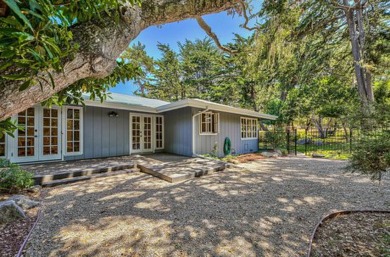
left=22, top=154, right=226, bottom=186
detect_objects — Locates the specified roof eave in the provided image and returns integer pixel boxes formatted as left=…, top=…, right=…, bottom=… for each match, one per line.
left=157, top=99, right=278, bottom=120
left=84, top=100, right=158, bottom=113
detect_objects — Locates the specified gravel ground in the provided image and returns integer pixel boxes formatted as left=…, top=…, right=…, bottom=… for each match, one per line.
left=24, top=157, right=390, bottom=257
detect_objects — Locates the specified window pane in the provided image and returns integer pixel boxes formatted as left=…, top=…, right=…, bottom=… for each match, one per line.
left=27, top=108, right=34, bottom=116
left=74, top=120, right=80, bottom=130
left=74, top=109, right=80, bottom=119
left=67, top=120, right=73, bottom=130
left=67, top=109, right=73, bottom=119
left=43, top=109, right=50, bottom=117
left=18, top=117, right=25, bottom=125
left=0, top=145, right=4, bottom=156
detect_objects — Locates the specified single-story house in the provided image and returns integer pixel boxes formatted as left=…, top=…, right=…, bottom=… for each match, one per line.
left=0, top=93, right=277, bottom=163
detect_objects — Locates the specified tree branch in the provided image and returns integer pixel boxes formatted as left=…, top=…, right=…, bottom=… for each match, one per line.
left=238, top=1, right=258, bottom=31
left=0, top=0, right=241, bottom=121
left=196, top=16, right=238, bottom=54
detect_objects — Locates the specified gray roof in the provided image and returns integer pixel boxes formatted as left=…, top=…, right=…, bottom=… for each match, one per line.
left=82, top=93, right=277, bottom=120
left=83, top=93, right=170, bottom=109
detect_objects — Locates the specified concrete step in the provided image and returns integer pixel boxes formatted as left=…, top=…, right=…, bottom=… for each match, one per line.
left=42, top=169, right=137, bottom=187
left=33, top=164, right=135, bottom=185
left=138, top=163, right=226, bottom=183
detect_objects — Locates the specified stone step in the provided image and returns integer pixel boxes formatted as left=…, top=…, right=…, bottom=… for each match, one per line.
left=33, top=164, right=135, bottom=185
left=42, top=169, right=137, bottom=187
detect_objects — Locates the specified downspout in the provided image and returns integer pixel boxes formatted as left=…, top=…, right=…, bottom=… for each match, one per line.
left=192, top=108, right=210, bottom=157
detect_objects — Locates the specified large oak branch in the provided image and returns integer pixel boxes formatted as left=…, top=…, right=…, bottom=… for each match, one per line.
left=0, top=0, right=240, bottom=121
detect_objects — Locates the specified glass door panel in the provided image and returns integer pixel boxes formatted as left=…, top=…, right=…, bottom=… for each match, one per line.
left=131, top=116, right=141, bottom=151
left=17, top=108, right=36, bottom=158
left=40, top=108, right=61, bottom=160
left=143, top=116, right=152, bottom=151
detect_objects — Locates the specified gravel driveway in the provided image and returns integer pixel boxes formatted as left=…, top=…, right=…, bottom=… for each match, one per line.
left=25, top=157, right=389, bottom=257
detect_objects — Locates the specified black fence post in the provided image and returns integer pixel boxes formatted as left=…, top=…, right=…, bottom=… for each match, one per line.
left=286, top=128, right=290, bottom=153
left=294, top=128, right=297, bottom=156
left=305, top=129, right=308, bottom=155
left=349, top=128, right=353, bottom=153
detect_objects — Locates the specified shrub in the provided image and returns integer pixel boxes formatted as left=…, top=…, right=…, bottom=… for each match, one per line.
left=264, top=127, right=286, bottom=149
left=0, top=162, right=34, bottom=193
left=347, top=130, right=390, bottom=181
left=0, top=158, right=11, bottom=168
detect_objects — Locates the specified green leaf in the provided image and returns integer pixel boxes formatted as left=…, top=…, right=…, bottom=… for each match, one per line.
left=1, top=73, right=30, bottom=80
left=4, top=0, right=34, bottom=32
left=47, top=71, right=55, bottom=88
left=19, top=80, right=31, bottom=91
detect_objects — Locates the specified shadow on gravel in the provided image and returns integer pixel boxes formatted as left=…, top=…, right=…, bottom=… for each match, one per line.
left=25, top=157, right=389, bottom=257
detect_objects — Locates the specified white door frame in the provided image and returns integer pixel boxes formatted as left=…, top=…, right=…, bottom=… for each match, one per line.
left=129, top=113, right=155, bottom=154
left=8, top=106, right=62, bottom=163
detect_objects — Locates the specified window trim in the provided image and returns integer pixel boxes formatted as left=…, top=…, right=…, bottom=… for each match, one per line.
left=155, top=115, right=165, bottom=150
left=241, top=117, right=258, bottom=140
left=63, top=106, right=83, bottom=156
left=199, top=112, right=220, bottom=135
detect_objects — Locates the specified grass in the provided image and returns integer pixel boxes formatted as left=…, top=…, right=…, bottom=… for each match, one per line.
left=295, top=144, right=351, bottom=160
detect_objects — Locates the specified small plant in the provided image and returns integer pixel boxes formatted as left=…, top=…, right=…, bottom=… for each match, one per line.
left=346, top=131, right=390, bottom=181
left=210, top=141, right=219, bottom=157
left=221, top=155, right=236, bottom=163
left=0, top=162, right=34, bottom=193
left=280, top=149, right=289, bottom=156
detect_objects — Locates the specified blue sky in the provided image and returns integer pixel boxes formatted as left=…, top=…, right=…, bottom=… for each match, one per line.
left=110, top=10, right=255, bottom=95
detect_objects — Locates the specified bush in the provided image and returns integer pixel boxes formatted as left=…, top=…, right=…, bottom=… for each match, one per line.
left=264, top=127, right=287, bottom=149
left=347, top=131, right=390, bottom=181
left=0, top=161, right=34, bottom=193
left=0, top=158, right=11, bottom=168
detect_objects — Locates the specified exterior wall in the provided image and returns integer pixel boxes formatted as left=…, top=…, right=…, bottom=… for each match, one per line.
left=192, top=108, right=259, bottom=156
left=164, top=107, right=193, bottom=156
left=65, top=106, right=130, bottom=161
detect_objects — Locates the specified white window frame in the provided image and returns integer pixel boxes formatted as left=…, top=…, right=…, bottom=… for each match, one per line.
left=155, top=115, right=164, bottom=150
left=199, top=112, right=219, bottom=135
left=241, top=117, right=258, bottom=140
left=63, top=106, right=83, bottom=156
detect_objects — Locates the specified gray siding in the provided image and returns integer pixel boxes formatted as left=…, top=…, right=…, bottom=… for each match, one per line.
left=193, top=108, right=258, bottom=156
left=164, top=107, right=193, bottom=156
left=65, top=106, right=129, bottom=161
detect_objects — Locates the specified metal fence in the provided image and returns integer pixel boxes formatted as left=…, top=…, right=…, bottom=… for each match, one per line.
left=259, top=125, right=390, bottom=156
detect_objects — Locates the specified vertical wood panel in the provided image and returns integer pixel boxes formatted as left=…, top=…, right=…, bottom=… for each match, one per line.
left=93, top=107, right=102, bottom=158
left=83, top=106, right=93, bottom=158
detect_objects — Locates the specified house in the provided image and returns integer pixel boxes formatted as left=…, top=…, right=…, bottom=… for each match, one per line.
left=0, top=93, right=277, bottom=163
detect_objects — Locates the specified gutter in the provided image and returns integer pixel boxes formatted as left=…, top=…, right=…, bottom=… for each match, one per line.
left=192, top=108, right=210, bottom=157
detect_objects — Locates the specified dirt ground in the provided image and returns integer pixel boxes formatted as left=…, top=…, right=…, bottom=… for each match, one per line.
left=310, top=212, right=389, bottom=256
left=24, top=157, right=389, bottom=257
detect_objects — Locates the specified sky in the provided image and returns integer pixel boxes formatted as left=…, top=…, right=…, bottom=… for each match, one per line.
left=110, top=10, right=255, bottom=95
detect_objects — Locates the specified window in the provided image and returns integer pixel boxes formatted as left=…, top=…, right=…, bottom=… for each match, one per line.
left=0, top=135, right=5, bottom=157
left=155, top=116, right=164, bottom=149
left=200, top=112, right=219, bottom=134
left=65, top=107, right=83, bottom=155
left=241, top=117, right=258, bottom=139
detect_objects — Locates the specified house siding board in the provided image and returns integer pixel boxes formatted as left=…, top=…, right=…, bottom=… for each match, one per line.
left=164, top=107, right=192, bottom=156
left=65, top=106, right=130, bottom=161
left=193, top=108, right=259, bottom=156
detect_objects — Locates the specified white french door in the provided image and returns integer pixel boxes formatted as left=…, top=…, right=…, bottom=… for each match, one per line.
left=130, top=114, right=153, bottom=153
left=10, top=106, right=61, bottom=162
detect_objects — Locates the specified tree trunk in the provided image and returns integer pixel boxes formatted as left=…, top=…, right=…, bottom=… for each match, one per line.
left=0, top=0, right=239, bottom=121
left=343, top=0, right=374, bottom=111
